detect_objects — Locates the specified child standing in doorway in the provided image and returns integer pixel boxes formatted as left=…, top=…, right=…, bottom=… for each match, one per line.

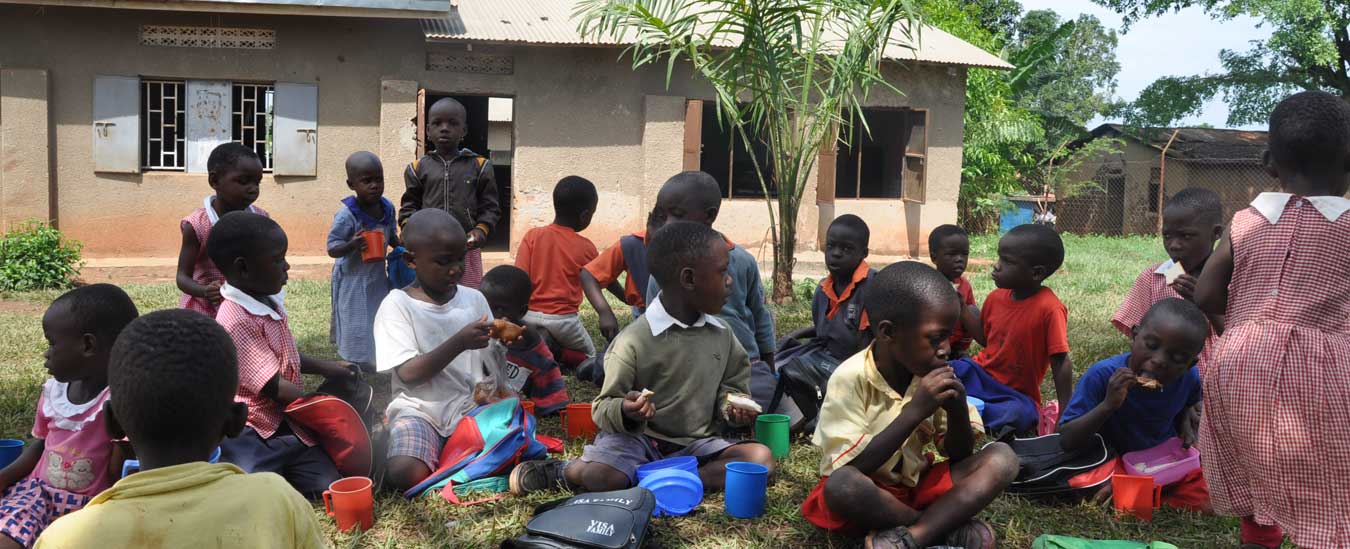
left=328, top=151, right=397, bottom=366
left=176, top=143, right=269, bottom=317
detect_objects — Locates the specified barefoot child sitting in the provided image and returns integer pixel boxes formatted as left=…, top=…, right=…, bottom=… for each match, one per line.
left=480, top=265, right=569, bottom=415
left=1059, top=298, right=1210, bottom=512
left=328, top=151, right=398, bottom=366
left=801, top=262, right=1017, bottom=549
left=177, top=143, right=269, bottom=317
left=36, top=310, right=324, bottom=548
left=928, top=225, right=982, bottom=358
left=509, top=221, right=774, bottom=495
left=0, top=285, right=137, bottom=548
left=514, top=176, right=601, bottom=368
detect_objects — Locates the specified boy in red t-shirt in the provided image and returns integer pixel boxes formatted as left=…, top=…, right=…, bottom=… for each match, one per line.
left=928, top=225, right=982, bottom=358
left=514, top=176, right=600, bottom=368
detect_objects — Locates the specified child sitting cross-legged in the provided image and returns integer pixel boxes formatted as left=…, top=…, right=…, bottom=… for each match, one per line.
left=802, top=262, right=1016, bottom=549
left=1058, top=298, right=1210, bottom=513
left=479, top=265, right=569, bottom=415
left=35, top=310, right=324, bottom=548
left=509, top=221, right=775, bottom=495
left=514, top=176, right=601, bottom=369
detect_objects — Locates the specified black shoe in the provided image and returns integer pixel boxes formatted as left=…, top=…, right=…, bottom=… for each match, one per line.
left=575, top=357, right=604, bottom=386
left=509, top=459, right=573, bottom=495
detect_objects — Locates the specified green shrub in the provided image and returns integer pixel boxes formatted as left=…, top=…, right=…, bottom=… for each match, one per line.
left=0, top=221, right=83, bottom=292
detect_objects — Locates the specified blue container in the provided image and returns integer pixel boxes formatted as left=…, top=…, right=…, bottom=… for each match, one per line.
left=966, top=396, right=986, bottom=415
left=999, top=198, right=1037, bottom=234
left=638, top=469, right=703, bottom=517
left=0, top=439, right=24, bottom=469
left=636, top=456, right=698, bottom=483
left=723, top=461, right=769, bottom=519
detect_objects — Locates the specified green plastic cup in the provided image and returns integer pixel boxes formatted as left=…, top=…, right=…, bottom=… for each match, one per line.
left=755, top=413, right=791, bottom=460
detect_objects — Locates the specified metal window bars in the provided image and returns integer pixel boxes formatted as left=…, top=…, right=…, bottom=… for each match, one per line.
left=233, top=83, right=275, bottom=171
left=141, top=80, right=186, bottom=170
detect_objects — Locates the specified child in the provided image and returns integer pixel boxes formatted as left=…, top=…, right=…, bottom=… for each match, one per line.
left=373, top=208, right=499, bottom=492
left=801, top=261, right=1016, bottom=549
left=581, top=209, right=661, bottom=341
left=480, top=265, right=569, bottom=415
left=0, top=285, right=137, bottom=548
left=208, top=212, right=358, bottom=498
left=176, top=143, right=269, bottom=317
left=1059, top=298, right=1209, bottom=512
left=1111, top=188, right=1224, bottom=375
left=35, top=310, right=324, bottom=548
left=508, top=222, right=774, bottom=495
left=1194, top=91, right=1350, bottom=549
left=328, top=151, right=398, bottom=366
left=514, top=176, right=601, bottom=367
left=398, top=97, right=500, bottom=289
left=928, top=224, right=982, bottom=358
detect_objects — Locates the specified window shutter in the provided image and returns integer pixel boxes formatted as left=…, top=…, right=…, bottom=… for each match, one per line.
left=273, top=82, right=318, bottom=176
left=683, top=99, right=703, bottom=171
left=902, top=109, right=927, bottom=203
left=92, top=76, right=140, bottom=173
left=185, top=80, right=232, bottom=174
left=416, top=88, right=426, bottom=159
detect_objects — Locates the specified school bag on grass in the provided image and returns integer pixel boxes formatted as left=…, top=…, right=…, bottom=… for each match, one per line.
left=403, top=397, right=558, bottom=505
left=1004, top=433, right=1116, bottom=500
left=501, top=486, right=657, bottom=549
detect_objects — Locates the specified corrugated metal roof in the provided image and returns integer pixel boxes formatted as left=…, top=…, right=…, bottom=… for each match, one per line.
left=422, top=1, right=1012, bottom=70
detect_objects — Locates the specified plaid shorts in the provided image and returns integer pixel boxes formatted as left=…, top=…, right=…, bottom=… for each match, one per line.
left=387, top=414, right=446, bottom=470
left=0, top=478, right=92, bottom=546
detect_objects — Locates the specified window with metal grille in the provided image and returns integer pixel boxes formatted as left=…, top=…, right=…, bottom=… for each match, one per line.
left=233, top=83, right=274, bottom=170
left=835, top=108, right=927, bottom=202
left=141, top=80, right=187, bottom=170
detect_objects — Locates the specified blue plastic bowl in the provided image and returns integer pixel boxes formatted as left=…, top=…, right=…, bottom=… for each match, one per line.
left=635, top=456, right=698, bottom=483
left=637, top=468, right=703, bottom=517
left=966, top=396, right=986, bottom=415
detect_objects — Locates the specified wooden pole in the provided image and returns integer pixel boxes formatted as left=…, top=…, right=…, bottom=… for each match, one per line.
left=1157, top=128, right=1181, bottom=234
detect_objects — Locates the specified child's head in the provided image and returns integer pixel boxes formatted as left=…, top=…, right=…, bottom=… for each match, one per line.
left=107, top=309, right=247, bottom=463
left=654, top=171, right=722, bottom=227
left=206, top=143, right=263, bottom=211
left=992, top=224, right=1064, bottom=291
left=481, top=265, right=532, bottom=323
left=345, top=151, right=385, bottom=206
left=1265, top=90, right=1350, bottom=196
left=1129, top=298, right=1208, bottom=386
left=927, top=224, right=969, bottom=282
left=552, top=176, right=599, bottom=231
left=647, top=221, right=730, bottom=315
left=1161, top=188, right=1223, bottom=272
left=824, top=215, right=869, bottom=281
left=206, top=211, right=289, bottom=297
left=864, top=261, right=961, bottom=377
left=42, top=284, right=139, bottom=384
left=402, top=208, right=467, bottom=296
left=427, top=98, right=468, bottom=154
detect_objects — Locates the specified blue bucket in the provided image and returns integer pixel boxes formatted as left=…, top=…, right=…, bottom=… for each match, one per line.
left=0, top=439, right=24, bottom=469
left=637, top=468, right=703, bottom=517
left=635, top=456, right=698, bottom=483
left=724, top=461, right=769, bottom=519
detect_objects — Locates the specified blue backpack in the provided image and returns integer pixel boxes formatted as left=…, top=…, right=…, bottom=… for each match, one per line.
left=404, top=398, right=549, bottom=504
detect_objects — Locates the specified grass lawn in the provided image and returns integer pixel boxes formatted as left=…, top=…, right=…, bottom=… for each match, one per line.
left=0, top=234, right=1263, bottom=548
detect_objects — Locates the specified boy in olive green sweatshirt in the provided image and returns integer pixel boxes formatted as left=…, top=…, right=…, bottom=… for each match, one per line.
left=510, top=221, right=775, bottom=494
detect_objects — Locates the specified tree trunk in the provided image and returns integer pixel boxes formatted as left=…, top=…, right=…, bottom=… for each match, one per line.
left=771, top=201, right=798, bottom=304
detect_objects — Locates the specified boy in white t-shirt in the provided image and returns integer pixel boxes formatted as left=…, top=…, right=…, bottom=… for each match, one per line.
left=374, top=209, right=500, bottom=492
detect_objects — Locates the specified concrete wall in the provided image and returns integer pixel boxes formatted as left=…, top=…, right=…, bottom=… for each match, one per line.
left=0, top=68, right=53, bottom=230
left=0, top=5, right=968, bottom=258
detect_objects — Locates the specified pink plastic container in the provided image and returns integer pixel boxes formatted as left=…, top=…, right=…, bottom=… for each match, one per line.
left=1122, top=437, right=1200, bottom=487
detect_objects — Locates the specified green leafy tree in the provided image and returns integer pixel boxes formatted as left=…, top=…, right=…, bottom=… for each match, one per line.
left=1012, top=10, right=1120, bottom=142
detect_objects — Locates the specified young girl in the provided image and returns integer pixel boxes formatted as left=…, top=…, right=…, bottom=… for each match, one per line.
left=0, top=285, right=138, bottom=548
left=176, top=143, right=268, bottom=317
left=328, top=151, right=397, bottom=365
left=1195, top=90, right=1350, bottom=549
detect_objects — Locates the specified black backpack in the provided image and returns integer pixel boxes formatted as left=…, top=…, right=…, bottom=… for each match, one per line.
left=769, top=349, right=842, bottom=432
left=1004, top=433, right=1117, bottom=501
left=502, top=487, right=657, bottom=549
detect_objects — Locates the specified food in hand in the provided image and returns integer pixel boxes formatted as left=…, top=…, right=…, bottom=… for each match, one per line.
left=489, top=318, right=526, bottom=344
left=726, top=393, right=762, bottom=413
left=1137, top=377, right=1163, bottom=391
left=639, top=389, right=655, bottom=400
left=1163, top=261, right=1185, bottom=285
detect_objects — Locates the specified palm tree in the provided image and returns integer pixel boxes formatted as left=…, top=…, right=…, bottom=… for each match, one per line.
left=577, top=0, right=920, bottom=302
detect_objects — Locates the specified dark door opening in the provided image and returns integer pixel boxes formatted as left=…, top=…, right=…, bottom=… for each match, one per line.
left=418, top=92, right=514, bottom=251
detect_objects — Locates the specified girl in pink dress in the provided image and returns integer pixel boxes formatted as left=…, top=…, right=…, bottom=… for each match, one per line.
left=176, top=143, right=268, bottom=317
left=1195, top=91, right=1350, bottom=549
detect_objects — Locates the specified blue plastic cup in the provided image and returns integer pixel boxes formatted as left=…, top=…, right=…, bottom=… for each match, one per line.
left=0, top=439, right=24, bottom=468
left=723, top=461, right=769, bottom=519
left=635, top=456, right=698, bottom=483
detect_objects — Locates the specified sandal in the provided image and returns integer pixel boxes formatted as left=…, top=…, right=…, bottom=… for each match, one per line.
left=942, top=518, right=997, bottom=549
left=865, top=526, right=921, bottom=549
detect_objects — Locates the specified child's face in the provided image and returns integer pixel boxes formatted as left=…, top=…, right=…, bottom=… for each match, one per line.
left=210, top=156, right=264, bottom=210
left=347, top=166, right=385, bottom=206
left=483, top=287, right=528, bottom=324
left=824, top=224, right=868, bottom=280
left=991, top=236, right=1042, bottom=290
left=1161, top=207, right=1220, bottom=273
left=1128, top=316, right=1204, bottom=386
left=654, top=188, right=717, bottom=227
left=407, top=231, right=467, bottom=297
left=875, top=299, right=958, bottom=377
left=427, top=103, right=468, bottom=153
left=233, top=229, right=290, bottom=297
left=686, top=240, right=732, bottom=315
left=930, top=234, right=970, bottom=282
left=41, top=304, right=92, bottom=383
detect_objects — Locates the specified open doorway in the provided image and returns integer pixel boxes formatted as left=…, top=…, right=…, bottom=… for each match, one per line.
left=418, top=92, right=514, bottom=251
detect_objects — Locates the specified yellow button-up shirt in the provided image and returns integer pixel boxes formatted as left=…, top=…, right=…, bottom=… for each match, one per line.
left=812, top=346, right=984, bottom=487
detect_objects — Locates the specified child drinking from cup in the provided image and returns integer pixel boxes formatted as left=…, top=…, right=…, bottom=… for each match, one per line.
left=176, top=143, right=269, bottom=318
left=328, top=151, right=398, bottom=366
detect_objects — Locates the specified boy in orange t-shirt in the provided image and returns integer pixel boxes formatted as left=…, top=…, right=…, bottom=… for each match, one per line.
left=515, top=176, right=600, bottom=368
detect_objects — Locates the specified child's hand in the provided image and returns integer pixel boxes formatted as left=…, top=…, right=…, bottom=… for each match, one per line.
left=621, top=390, right=655, bottom=422
left=1179, top=402, right=1202, bottom=447
left=598, top=311, right=620, bottom=341
left=1171, top=273, right=1199, bottom=301
left=451, top=316, right=493, bottom=352
left=912, top=366, right=962, bottom=416
left=203, top=281, right=224, bottom=305
left=466, top=229, right=487, bottom=249
left=726, top=403, right=759, bottom=427
left=349, top=235, right=368, bottom=253
left=1104, top=368, right=1137, bottom=409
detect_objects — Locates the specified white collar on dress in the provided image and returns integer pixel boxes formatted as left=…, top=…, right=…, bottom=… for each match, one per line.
left=645, top=294, right=725, bottom=337
left=203, top=196, right=259, bottom=225
left=1153, top=259, right=1175, bottom=275
left=220, top=283, right=287, bottom=320
left=1250, top=192, right=1350, bottom=225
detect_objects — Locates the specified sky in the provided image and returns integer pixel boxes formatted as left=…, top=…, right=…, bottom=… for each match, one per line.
left=1018, top=0, right=1272, bottom=130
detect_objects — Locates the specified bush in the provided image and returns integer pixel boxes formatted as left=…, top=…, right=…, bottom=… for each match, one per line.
left=0, top=221, right=83, bottom=292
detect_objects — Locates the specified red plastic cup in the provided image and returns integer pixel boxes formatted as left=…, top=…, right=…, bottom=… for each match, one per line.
left=360, top=230, right=384, bottom=263
left=323, top=476, right=374, bottom=532
left=1112, top=473, right=1162, bottom=521
left=522, top=400, right=536, bottom=416
left=558, top=403, right=597, bottom=439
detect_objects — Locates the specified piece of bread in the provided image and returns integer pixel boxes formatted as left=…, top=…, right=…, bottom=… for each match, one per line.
left=489, top=318, right=526, bottom=344
left=1137, top=377, right=1163, bottom=391
left=639, top=388, right=655, bottom=400
left=1163, top=261, right=1185, bottom=285
left=726, top=393, right=762, bottom=413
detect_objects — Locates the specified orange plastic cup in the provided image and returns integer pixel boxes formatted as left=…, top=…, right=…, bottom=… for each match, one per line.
left=323, top=476, right=374, bottom=532
left=558, top=403, right=597, bottom=439
left=1112, top=473, right=1162, bottom=521
left=522, top=400, right=536, bottom=416
left=360, top=230, right=384, bottom=263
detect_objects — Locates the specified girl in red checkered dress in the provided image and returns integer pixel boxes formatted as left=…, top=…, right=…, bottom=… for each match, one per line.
left=176, top=143, right=269, bottom=318
left=1195, top=91, right=1350, bottom=549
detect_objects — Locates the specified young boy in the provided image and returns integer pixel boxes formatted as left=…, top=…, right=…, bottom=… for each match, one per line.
left=208, top=212, right=358, bottom=498
left=1112, top=188, right=1224, bottom=374
left=36, top=309, right=324, bottom=548
left=581, top=209, right=661, bottom=341
left=514, top=176, right=601, bottom=368
left=802, top=261, right=1017, bottom=549
left=509, top=222, right=774, bottom=495
left=480, top=265, right=569, bottom=415
left=399, top=97, right=500, bottom=288
left=373, top=208, right=499, bottom=492
left=928, top=224, right=982, bottom=357
left=1059, top=298, right=1210, bottom=512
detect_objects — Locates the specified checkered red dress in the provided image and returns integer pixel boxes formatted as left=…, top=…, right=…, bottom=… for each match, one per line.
left=178, top=204, right=269, bottom=317
left=1199, top=197, right=1350, bottom=548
